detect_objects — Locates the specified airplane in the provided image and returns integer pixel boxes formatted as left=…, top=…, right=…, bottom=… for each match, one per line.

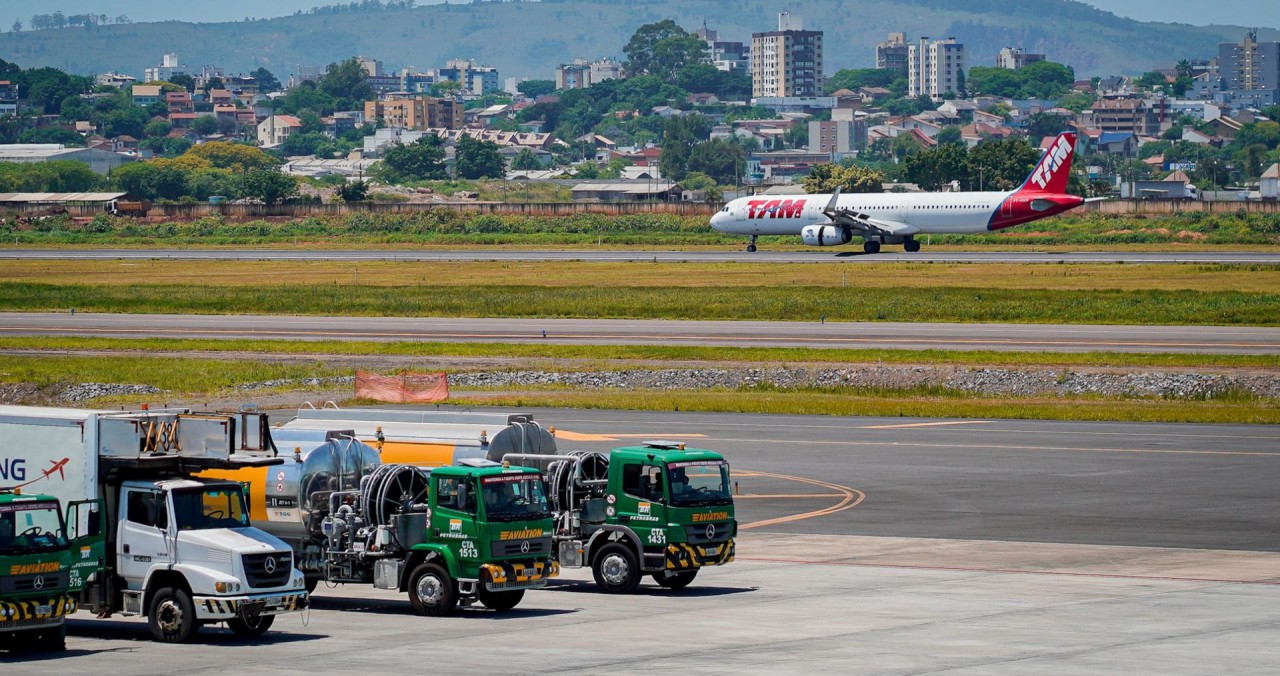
left=42, top=458, right=68, bottom=481
left=710, top=131, right=1085, bottom=253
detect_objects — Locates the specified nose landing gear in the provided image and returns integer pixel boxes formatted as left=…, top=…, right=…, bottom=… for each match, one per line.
left=747, top=235, right=758, bottom=253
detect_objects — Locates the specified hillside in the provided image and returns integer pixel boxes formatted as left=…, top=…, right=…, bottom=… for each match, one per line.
left=0, top=0, right=1275, bottom=81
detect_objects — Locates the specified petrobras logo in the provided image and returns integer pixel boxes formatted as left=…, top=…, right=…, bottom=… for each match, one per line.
left=745, top=199, right=806, bottom=220
left=638, top=502, right=651, bottom=515
left=449, top=518, right=462, bottom=532
left=1030, top=135, right=1073, bottom=190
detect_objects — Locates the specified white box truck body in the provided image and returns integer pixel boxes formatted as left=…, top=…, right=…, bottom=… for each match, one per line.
left=0, top=406, right=308, bottom=643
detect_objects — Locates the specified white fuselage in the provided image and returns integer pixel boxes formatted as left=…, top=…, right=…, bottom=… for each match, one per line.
left=710, top=191, right=1016, bottom=236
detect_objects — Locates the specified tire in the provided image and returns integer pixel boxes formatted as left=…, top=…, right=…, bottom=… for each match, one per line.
left=407, top=563, right=458, bottom=616
left=148, top=587, right=199, bottom=643
left=652, top=569, right=699, bottom=590
left=747, top=244, right=757, bottom=252
left=591, top=543, right=642, bottom=594
left=226, top=613, right=275, bottom=637
left=863, top=240, right=881, bottom=254
left=304, top=576, right=319, bottom=594
left=477, top=588, right=525, bottom=612
left=904, top=239, right=921, bottom=252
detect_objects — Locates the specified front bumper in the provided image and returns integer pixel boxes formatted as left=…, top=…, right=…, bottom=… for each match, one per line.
left=479, top=560, right=559, bottom=592
left=0, top=594, right=76, bottom=631
left=195, top=591, right=309, bottom=621
left=665, top=538, right=735, bottom=569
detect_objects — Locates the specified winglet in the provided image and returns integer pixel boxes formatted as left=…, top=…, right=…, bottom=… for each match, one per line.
left=824, top=186, right=842, bottom=214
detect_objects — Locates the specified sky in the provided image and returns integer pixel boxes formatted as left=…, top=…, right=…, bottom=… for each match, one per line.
left=1, top=0, right=1276, bottom=34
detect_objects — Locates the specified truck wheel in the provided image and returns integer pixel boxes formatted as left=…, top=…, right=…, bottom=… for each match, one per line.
left=477, top=588, right=524, bottom=611
left=408, top=563, right=458, bottom=616
left=652, top=569, right=699, bottom=589
left=304, top=577, right=319, bottom=594
left=226, top=613, right=275, bottom=637
left=148, top=587, right=199, bottom=643
left=592, top=543, right=642, bottom=594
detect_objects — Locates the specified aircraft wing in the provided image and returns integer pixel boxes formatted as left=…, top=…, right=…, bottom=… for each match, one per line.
left=821, top=187, right=920, bottom=237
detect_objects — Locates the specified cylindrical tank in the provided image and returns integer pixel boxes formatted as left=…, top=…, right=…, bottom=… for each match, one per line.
left=281, top=408, right=559, bottom=468
left=202, top=428, right=382, bottom=541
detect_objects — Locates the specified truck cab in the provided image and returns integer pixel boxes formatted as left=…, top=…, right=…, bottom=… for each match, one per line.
left=107, top=477, right=307, bottom=641
left=589, top=444, right=736, bottom=593
left=399, top=461, right=558, bottom=615
left=0, top=491, right=97, bottom=652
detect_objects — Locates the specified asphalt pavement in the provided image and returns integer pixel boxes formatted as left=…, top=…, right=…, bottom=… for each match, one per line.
left=4, top=312, right=1278, bottom=354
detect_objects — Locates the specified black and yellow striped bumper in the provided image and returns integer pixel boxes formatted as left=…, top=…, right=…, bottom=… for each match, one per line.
left=665, top=539, right=735, bottom=569
left=196, top=592, right=308, bottom=620
left=480, top=560, right=559, bottom=591
left=0, top=595, right=76, bottom=630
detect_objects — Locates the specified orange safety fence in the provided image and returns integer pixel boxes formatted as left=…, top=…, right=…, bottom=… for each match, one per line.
left=354, top=370, right=450, bottom=403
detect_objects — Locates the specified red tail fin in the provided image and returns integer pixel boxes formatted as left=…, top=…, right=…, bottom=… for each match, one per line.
left=1018, top=132, right=1076, bottom=194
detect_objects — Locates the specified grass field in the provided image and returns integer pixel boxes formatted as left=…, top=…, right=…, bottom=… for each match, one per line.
left=3, top=260, right=1280, bottom=325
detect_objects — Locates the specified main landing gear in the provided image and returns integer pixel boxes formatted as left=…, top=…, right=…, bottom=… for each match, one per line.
left=862, top=240, right=880, bottom=254
left=747, top=235, right=758, bottom=253
left=904, top=237, right=921, bottom=252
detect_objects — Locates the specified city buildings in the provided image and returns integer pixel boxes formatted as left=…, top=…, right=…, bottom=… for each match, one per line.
left=698, top=25, right=750, bottom=73
left=909, top=37, right=966, bottom=99
left=364, top=97, right=463, bottom=130
left=555, top=58, right=623, bottom=90
left=751, top=13, right=824, bottom=98
left=144, top=53, right=189, bottom=83
left=996, top=47, right=1046, bottom=69
left=876, top=33, right=910, bottom=71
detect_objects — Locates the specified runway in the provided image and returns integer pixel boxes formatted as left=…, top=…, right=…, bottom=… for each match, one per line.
left=3, top=311, right=1278, bottom=354
left=3, top=248, right=1280, bottom=264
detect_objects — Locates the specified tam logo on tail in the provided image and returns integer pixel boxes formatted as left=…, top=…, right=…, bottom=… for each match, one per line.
left=1024, top=133, right=1076, bottom=194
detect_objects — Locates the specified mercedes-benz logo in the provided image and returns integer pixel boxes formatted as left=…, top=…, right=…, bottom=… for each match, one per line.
left=33, top=575, right=44, bottom=590
left=705, top=524, right=716, bottom=540
left=264, top=556, right=277, bottom=574
left=520, top=540, right=530, bottom=554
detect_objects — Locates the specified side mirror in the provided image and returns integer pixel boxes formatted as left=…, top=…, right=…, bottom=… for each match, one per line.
left=457, top=485, right=470, bottom=511
left=88, top=509, right=101, bottom=536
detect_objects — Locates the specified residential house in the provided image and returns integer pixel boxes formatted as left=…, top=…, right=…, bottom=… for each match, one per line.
left=95, top=72, right=137, bottom=88
left=972, top=109, right=1005, bottom=127
left=207, top=89, right=234, bottom=107
left=1093, top=131, right=1138, bottom=156
left=257, top=114, right=303, bottom=147
left=165, top=90, right=194, bottom=115
left=131, top=85, right=162, bottom=107
left=937, top=99, right=977, bottom=122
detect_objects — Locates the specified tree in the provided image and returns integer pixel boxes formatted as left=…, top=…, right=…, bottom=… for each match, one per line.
left=936, top=126, right=963, bottom=146
left=904, top=143, right=970, bottom=190
left=250, top=67, right=282, bottom=93
left=510, top=147, right=542, bottom=171
left=623, top=20, right=708, bottom=81
left=454, top=135, right=505, bottom=180
left=318, top=58, right=373, bottom=109
left=657, top=114, right=712, bottom=182
left=375, top=135, right=446, bottom=182
left=11, top=20, right=21, bottom=32
left=169, top=74, right=196, bottom=92
left=802, top=163, right=884, bottom=193
left=185, top=141, right=279, bottom=172
left=517, top=79, right=556, bottom=98
left=192, top=115, right=218, bottom=136
left=143, top=119, right=172, bottom=139
left=686, top=139, right=745, bottom=185
left=825, top=67, right=901, bottom=94
left=968, top=137, right=1041, bottom=190
left=1024, top=112, right=1071, bottom=141
left=239, top=169, right=297, bottom=205
left=1137, top=70, right=1169, bottom=91
left=336, top=179, right=369, bottom=202
left=430, top=80, right=464, bottom=98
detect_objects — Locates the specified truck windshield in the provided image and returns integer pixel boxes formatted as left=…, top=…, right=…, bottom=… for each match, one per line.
left=667, top=461, right=733, bottom=507
left=172, top=487, right=251, bottom=530
left=0, top=501, right=68, bottom=554
left=480, top=475, right=552, bottom=522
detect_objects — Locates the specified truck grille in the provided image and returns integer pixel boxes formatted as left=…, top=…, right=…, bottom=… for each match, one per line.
left=1, top=571, right=69, bottom=593
left=241, top=552, right=292, bottom=588
left=493, top=537, right=551, bottom=557
left=684, top=522, right=733, bottom=546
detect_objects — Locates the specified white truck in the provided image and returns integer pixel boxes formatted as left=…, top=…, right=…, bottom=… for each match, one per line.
left=0, top=406, right=309, bottom=643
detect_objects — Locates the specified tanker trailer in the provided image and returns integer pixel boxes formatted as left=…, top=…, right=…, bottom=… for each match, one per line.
left=280, top=407, right=558, bottom=468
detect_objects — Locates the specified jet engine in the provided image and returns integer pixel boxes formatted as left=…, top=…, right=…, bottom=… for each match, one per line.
left=801, top=224, right=852, bottom=247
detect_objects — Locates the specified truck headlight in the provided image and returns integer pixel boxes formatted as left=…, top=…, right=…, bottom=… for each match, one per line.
left=215, top=582, right=241, bottom=593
